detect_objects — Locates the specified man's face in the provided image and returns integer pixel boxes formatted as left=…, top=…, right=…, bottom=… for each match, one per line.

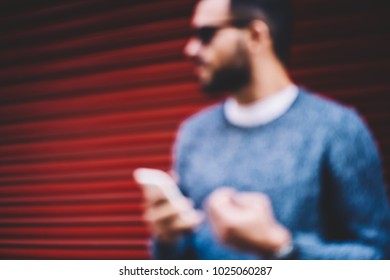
left=184, top=0, right=252, bottom=97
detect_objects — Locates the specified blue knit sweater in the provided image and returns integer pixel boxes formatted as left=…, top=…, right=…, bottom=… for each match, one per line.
left=152, top=89, right=390, bottom=259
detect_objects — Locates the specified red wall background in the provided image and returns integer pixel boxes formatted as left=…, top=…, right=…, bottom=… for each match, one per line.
left=0, top=0, right=389, bottom=259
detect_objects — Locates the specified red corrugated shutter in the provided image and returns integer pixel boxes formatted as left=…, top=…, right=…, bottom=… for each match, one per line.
left=0, top=0, right=389, bottom=259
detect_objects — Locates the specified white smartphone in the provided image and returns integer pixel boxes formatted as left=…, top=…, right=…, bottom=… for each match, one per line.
left=133, top=168, right=202, bottom=223
left=133, top=168, right=185, bottom=203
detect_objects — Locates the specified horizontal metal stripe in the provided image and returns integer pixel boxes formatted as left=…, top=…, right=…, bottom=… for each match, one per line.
left=0, top=61, right=194, bottom=103
left=0, top=132, right=175, bottom=157
left=0, top=239, right=149, bottom=248
left=0, top=144, right=171, bottom=166
left=0, top=248, right=150, bottom=260
left=0, top=1, right=92, bottom=22
left=0, top=1, right=193, bottom=47
left=291, top=34, right=390, bottom=68
left=293, top=66, right=390, bottom=92
left=0, top=181, right=143, bottom=196
left=0, top=192, right=143, bottom=205
left=0, top=215, right=145, bottom=226
left=0, top=155, right=171, bottom=174
left=0, top=204, right=144, bottom=216
left=0, top=83, right=204, bottom=122
left=292, top=59, right=390, bottom=79
left=0, top=226, right=149, bottom=238
left=0, top=128, right=173, bottom=150
left=0, top=106, right=200, bottom=143
left=291, top=0, right=386, bottom=16
left=293, top=9, right=389, bottom=43
left=0, top=18, right=189, bottom=67
left=0, top=167, right=169, bottom=185
left=0, top=39, right=186, bottom=85
left=0, top=128, right=184, bottom=155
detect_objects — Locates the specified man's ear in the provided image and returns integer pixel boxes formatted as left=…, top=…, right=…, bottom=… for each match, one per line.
left=247, top=19, right=272, bottom=54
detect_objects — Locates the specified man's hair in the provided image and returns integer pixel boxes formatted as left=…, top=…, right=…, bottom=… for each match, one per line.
left=230, top=0, right=293, bottom=67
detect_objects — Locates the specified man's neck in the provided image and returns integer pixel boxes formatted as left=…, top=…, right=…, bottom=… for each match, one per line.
left=232, top=57, right=292, bottom=105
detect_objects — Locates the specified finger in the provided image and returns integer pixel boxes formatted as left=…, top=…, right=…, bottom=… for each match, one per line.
left=144, top=197, right=192, bottom=224
left=150, top=210, right=203, bottom=240
left=142, top=186, right=168, bottom=206
left=206, top=197, right=238, bottom=237
left=235, top=192, right=271, bottom=210
left=234, top=192, right=277, bottom=224
left=169, top=210, right=204, bottom=231
left=206, top=187, right=235, bottom=212
left=144, top=198, right=200, bottom=226
left=211, top=187, right=236, bottom=199
left=168, top=170, right=179, bottom=184
left=208, top=188, right=251, bottom=218
left=156, top=232, right=180, bottom=244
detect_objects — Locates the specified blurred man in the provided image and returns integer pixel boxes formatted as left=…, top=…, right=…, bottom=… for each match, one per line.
left=143, top=0, right=390, bottom=259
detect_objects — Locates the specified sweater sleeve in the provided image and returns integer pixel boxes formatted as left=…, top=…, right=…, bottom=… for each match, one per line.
left=292, top=111, right=390, bottom=259
left=150, top=234, right=195, bottom=260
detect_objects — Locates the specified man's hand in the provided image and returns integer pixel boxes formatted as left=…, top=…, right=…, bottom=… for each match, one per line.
left=206, top=188, right=291, bottom=256
left=142, top=184, right=203, bottom=244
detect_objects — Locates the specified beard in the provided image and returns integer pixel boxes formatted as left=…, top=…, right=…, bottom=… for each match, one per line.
left=201, top=40, right=252, bottom=99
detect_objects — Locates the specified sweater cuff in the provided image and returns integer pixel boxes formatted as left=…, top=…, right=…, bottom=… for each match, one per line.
left=150, top=233, right=193, bottom=259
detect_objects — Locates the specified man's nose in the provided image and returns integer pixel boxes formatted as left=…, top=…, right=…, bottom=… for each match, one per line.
left=183, top=38, right=202, bottom=59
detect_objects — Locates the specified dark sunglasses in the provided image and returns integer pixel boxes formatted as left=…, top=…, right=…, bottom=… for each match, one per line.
left=192, top=19, right=252, bottom=45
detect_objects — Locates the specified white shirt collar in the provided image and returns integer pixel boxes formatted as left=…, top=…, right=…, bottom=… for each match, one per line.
left=224, top=84, right=299, bottom=127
